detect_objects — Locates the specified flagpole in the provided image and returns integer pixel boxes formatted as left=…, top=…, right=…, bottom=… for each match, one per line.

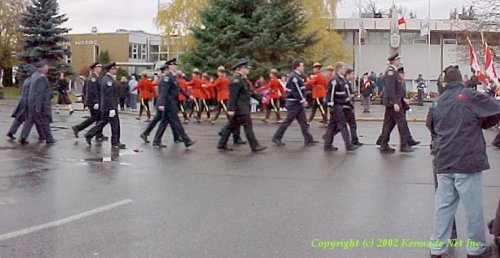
left=358, top=0, right=362, bottom=95
left=427, top=0, right=431, bottom=91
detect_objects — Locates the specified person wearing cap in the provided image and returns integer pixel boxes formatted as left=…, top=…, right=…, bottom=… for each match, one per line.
left=344, top=68, right=363, bottom=146
left=176, top=70, right=190, bottom=124
left=304, top=62, right=328, bottom=125
left=360, top=72, right=373, bottom=113
left=132, top=72, right=158, bottom=121
left=72, top=62, right=107, bottom=141
left=187, top=68, right=206, bottom=123
left=217, top=60, right=266, bottom=152
left=203, top=66, right=229, bottom=123
left=378, top=53, right=414, bottom=153
left=199, top=72, right=213, bottom=123
left=427, top=65, right=500, bottom=258
left=151, top=58, right=196, bottom=148
left=323, top=62, right=359, bottom=151
left=19, top=59, right=55, bottom=144
left=84, top=62, right=126, bottom=149
left=260, top=69, right=284, bottom=123
left=325, top=65, right=334, bottom=83
left=272, top=60, right=318, bottom=147
left=7, top=65, right=45, bottom=141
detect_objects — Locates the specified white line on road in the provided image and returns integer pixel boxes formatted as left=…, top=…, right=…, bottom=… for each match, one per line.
left=0, top=199, right=133, bottom=242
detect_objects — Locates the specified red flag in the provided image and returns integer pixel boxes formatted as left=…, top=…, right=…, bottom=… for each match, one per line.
left=467, top=37, right=488, bottom=84
left=397, top=14, right=406, bottom=25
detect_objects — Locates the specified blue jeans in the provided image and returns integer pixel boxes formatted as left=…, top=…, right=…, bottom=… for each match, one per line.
left=430, top=172, right=486, bottom=255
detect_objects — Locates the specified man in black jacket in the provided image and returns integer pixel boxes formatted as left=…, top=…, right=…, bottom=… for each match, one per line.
left=272, top=60, right=318, bottom=146
left=218, top=60, right=266, bottom=152
left=84, top=62, right=125, bottom=149
left=427, top=65, right=500, bottom=258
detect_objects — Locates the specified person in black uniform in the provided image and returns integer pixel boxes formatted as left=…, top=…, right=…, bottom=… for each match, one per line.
left=378, top=53, right=415, bottom=153
left=140, top=64, right=168, bottom=145
left=19, top=60, right=55, bottom=145
left=72, top=62, right=107, bottom=141
left=152, top=58, right=196, bottom=148
left=272, top=60, right=318, bottom=146
left=84, top=62, right=125, bottom=149
left=323, top=62, right=359, bottom=151
left=218, top=60, right=267, bottom=152
left=345, top=68, right=363, bottom=146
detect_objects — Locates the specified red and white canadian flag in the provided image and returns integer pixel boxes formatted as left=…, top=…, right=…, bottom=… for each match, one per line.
left=484, top=41, right=498, bottom=84
left=467, top=37, right=488, bottom=84
left=397, top=14, right=406, bottom=25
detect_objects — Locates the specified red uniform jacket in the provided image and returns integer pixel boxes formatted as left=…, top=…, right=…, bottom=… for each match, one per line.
left=177, top=77, right=189, bottom=101
left=305, top=72, right=327, bottom=99
left=201, top=79, right=213, bottom=100
left=187, top=77, right=205, bottom=99
left=262, top=78, right=284, bottom=99
left=207, top=76, right=229, bottom=102
left=133, top=79, right=157, bottom=100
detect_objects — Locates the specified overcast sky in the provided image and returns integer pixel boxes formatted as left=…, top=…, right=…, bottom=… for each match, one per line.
left=58, top=0, right=473, bottom=34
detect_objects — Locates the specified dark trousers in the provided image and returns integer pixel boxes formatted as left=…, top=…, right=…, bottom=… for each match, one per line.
left=153, top=108, right=191, bottom=146
left=344, top=108, right=359, bottom=143
left=308, top=97, right=327, bottom=122
left=10, top=110, right=45, bottom=139
left=119, top=98, right=127, bottom=110
left=74, top=109, right=103, bottom=137
left=324, top=105, right=352, bottom=148
left=20, top=113, right=53, bottom=141
left=178, top=101, right=189, bottom=121
left=189, top=99, right=210, bottom=121
left=272, top=102, right=314, bottom=142
left=418, top=89, right=425, bottom=106
left=213, top=100, right=228, bottom=121
left=143, top=110, right=163, bottom=137
left=379, top=106, right=412, bottom=148
left=139, top=98, right=151, bottom=118
left=218, top=114, right=259, bottom=150
left=85, top=112, right=121, bottom=145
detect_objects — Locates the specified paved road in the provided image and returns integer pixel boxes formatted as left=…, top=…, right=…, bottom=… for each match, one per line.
left=0, top=105, right=499, bottom=258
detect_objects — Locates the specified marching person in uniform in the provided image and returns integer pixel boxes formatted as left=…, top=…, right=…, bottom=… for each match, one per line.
left=187, top=68, right=205, bottom=123
left=204, top=66, right=229, bottom=123
left=7, top=65, right=45, bottom=141
left=323, top=62, right=359, bottom=151
left=132, top=73, right=157, bottom=121
left=272, top=60, right=318, bottom=147
left=72, top=62, right=107, bottom=141
left=261, top=69, right=284, bottom=123
left=377, top=53, right=415, bottom=153
left=176, top=70, right=190, bottom=124
left=152, top=58, right=196, bottom=148
left=84, top=62, right=125, bottom=149
left=304, top=62, right=327, bottom=125
left=427, top=65, right=500, bottom=258
left=217, top=60, right=267, bottom=152
left=19, top=60, right=55, bottom=145
left=344, top=68, right=363, bottom=146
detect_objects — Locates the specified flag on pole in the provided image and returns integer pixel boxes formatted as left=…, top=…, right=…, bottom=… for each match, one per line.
left=484, top=41, right=498, bottom=85
left=397, top=14, right=406, bottom=25
left=467, top=37, right=488, bottom=85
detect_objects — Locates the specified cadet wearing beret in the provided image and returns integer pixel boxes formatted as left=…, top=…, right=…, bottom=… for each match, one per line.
left=84, top=62, right=126, bottom=149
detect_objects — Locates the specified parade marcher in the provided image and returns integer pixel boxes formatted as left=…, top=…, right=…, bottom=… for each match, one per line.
left=129, top=74, right=138, bottom=111
left=118, top=76, right=129, bottom=111
left=261, top=69, right=284, bottom=123
left=272, top=60, right=318, bottom=147
left=152, top=58, right=196, bottom=148
left=72, top=62, right=107, bottom=141
left=345, top=68, right=363, bottom=146
left=55, top=72, right=74, bottom=115
left=377, top=53, right=415, bottom=153
left=19, top=59, right=55, bottom=145
left=132, top=73, right=157, bottom=121
left=217, top=60, right=266, bottom=152
left=427, top=65, right=500, bottom=258
left=199, top=73, right=212, bottom=123
left=187, top=68, right=206, bottom=123
left=6, top=65, right=45, bottom=141
left=176, top=70, right=190, bottom=124
left=361, top=73, right=372, bottom=113
left=323, top=62, right=359, bottom=151
left=204, top=66, right=229, bottom=123
left=304, top=62, right=328, bottom=125
left=416, top=74, right=426, bottom=106
left=325, top=65, right=334, bottom=83
left=84, top=62, right=126, bottom=149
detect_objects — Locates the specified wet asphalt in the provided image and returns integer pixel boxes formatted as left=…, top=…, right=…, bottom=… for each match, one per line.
left=0, top=103, right=499, bottom=258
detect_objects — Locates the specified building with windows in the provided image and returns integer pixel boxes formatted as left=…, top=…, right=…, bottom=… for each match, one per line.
left=65, top=29, right=187, bottom=75
left=328, top=18, right=499, bottom=92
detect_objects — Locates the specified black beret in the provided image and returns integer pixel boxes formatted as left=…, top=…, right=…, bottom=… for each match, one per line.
left=89, top=62, right=102, bottom=69
left=165, top=58, right=177, bottom=66
left=27, top=65, right=36, bottom=73
left=35, top=59, right=48, bottom=68
left=231, top=60, right=250, bottom=70
left=388, top=53, right=401, bottom=61
left=103, top=62, right=117, bottom=70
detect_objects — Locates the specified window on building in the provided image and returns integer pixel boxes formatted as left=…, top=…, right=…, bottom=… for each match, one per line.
left=141, top=44, right=147, bottom=60
left=129, top=44, right=138, bottom=59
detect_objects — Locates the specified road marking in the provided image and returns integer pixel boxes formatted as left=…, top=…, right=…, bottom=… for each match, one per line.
left=0, top=199, right=133, bottom=242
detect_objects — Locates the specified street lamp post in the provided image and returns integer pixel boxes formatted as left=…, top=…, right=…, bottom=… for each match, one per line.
left=91, top=26, right=98, bottom=62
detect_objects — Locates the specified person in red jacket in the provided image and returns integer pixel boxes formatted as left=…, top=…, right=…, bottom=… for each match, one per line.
left=187, top=68, right=209, bottom=123
left=132, top=73, right=158, bottom=121
left=200, top=73, right=212, bottom=123
left=305, top=62, right=327, bottom=124
left=325, top=65, right=334, bottom=83
left=176, top=70, right=190, bottom=124
left=204, top=66, right=229, bottom=123
left=261, top=69, right=284, bottom=123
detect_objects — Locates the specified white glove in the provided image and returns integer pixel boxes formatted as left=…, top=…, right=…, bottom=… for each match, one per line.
left=109, top=110, right=116, bottom=118
left=327, top=102, right=334, bottom=107
left=93, top=104, right=99, bottom=110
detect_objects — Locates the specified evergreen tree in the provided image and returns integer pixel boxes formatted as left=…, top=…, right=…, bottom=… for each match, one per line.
left=17, top=0, right=71, bottom=82
left=181, top=0, right=318, bottom=79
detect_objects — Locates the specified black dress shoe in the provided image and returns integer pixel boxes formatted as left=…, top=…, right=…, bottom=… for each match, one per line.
left=493, top=142, right=500, bottom=148
left=409, top=140, right=421, bottom=146
left=185, top=140, right=196, bottom=148
left=19, top=139, right=29, bottom=145
left=272, top=139, right=285, bottom=146
left=6, top=133, right=16, bottom=140
left=85, top=136, right=92, bottom=146
left=152, top=143, right=167, bottom=148
left=305, top=140, right=319, bottom=147
left=376, top=138, right=382, bottom=146
left=252, top=146, right=267, bottom=152
left=112, top=143, right=126, bottom=149
left=72, top=126, right=79, bottom=138
left=400, top=146, right=414, bottom=153
left=346, top=145, right=359, bottom=151
left=69, top=110, right=74, bottom=115
left=217, top=145, right=233, bottom=151
left=96, top=135, right=109, bottom=141
left=39, top=138, right=46, bottom=143
left=352, top=141, right=364, bottom=146
left=324, top=146, right=339, bottom=151
left=174, top=139, right=182, bottom=144
left=140, top=134, right=149, bottom=143
left=233, top=139, right=247, bottom=145
left=380, top=146, right=395, bottom=153
left=46, top=139, right=56, bottom=144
